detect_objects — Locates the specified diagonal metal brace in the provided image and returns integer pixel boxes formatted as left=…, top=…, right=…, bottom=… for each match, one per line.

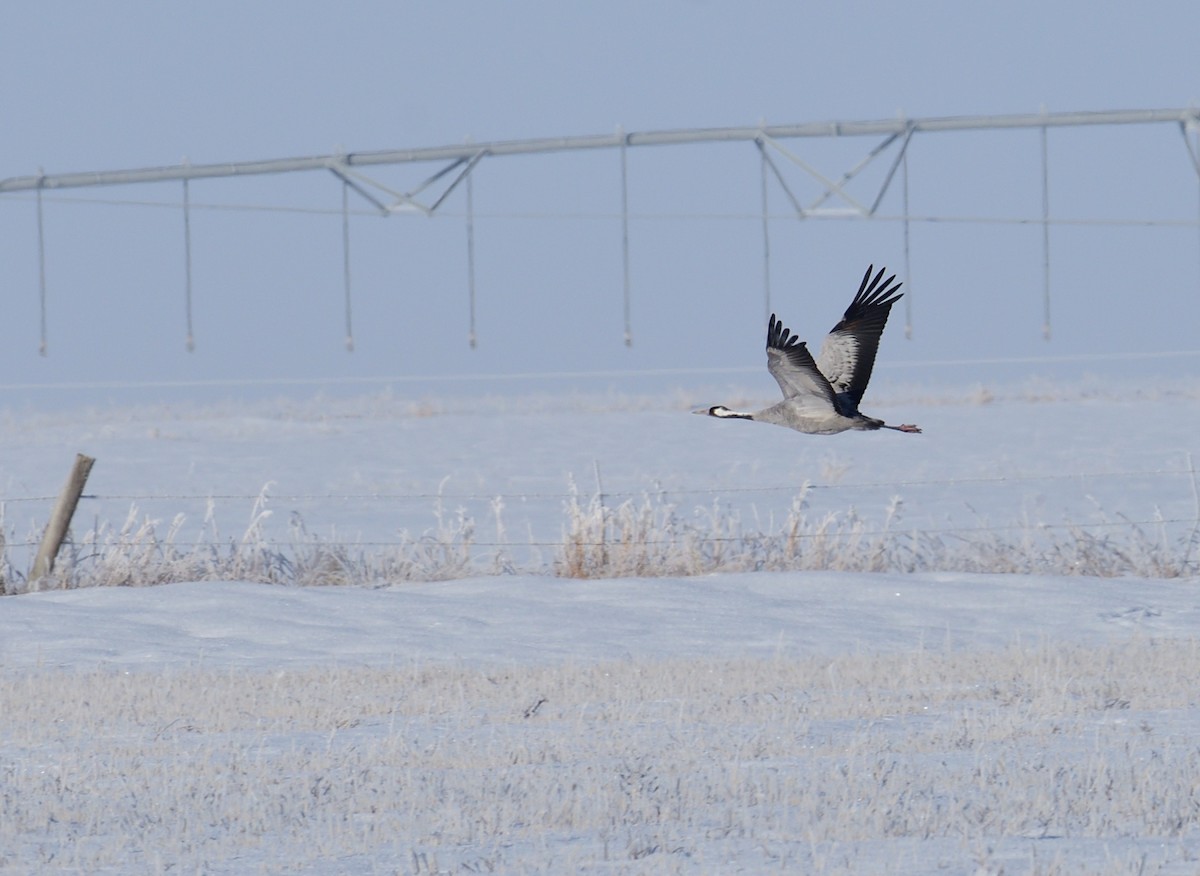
left=329, top=151, right=488, bottom=216
left=759, top=133, right=872, bottom=215
left=755, top=138, right=808, bottom=218
left=424, top=150, right=487, bottom=214
left=810, top=130, right=901, bottom=213
left=868, top=123, right=916, bottom=214
left=758, top=129, right=914, bottom=217
left=327, top=164, right=391, bottom=215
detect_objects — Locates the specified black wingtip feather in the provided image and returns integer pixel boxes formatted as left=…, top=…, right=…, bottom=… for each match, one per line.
left=857, top=264, right=875, bottom=296
left=767, top=313, right=821, bottom=376
left=768, top=312, right=801, bottom=351
left=844, top=264, right=903, bottom=320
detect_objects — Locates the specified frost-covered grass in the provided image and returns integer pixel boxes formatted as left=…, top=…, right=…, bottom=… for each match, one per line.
left=555, top=484, right=1199, bottom=580
left=4, top=638, right=1200, bottom=874
left=2, top=489, right=483, bottom=593
left=3, top=479, right=1196, bottom=593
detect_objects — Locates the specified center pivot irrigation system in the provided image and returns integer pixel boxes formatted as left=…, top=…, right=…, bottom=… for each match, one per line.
left=3, top=107, right=1199, bottom=353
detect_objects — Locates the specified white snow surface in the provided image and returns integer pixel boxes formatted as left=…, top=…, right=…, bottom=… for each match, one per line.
left=4, top=379, right=1200, bottom=874
left=3, top=571, right=1198, bottom=671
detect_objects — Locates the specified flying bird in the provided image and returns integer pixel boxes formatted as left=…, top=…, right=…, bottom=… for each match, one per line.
left=694, top=265, right=922, bottom=435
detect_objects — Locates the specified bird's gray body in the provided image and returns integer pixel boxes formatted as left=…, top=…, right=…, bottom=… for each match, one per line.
left=695, top=265, right=921, bottom=435
left=740, top=399, right=882, bottom=435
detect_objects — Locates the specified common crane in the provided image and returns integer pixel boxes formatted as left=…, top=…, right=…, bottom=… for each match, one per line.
left=694, top=265, right=922, bottom=435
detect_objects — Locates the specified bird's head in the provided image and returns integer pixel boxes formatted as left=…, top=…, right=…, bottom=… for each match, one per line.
left=693, top=405, right=736, bottom=418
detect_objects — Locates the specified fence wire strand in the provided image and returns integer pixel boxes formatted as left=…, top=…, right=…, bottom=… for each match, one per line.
left=3, top=465, right=1197, bottom=553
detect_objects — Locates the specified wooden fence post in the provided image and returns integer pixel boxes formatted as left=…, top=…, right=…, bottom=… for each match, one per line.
left=31, top=453, right=95, bottom=585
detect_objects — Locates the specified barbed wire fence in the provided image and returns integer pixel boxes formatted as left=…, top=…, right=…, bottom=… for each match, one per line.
left=3, top=460, right=1198, bottom=591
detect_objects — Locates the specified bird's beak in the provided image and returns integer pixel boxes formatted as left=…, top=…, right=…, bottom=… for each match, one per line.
left=691, top=408, right=708, bottom=415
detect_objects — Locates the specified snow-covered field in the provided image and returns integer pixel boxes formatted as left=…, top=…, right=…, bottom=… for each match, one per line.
left=3, top=375, right=1200, bottom=873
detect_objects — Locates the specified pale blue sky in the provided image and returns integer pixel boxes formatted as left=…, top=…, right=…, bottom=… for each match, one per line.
left=2, top=1, right=1198, bottom=403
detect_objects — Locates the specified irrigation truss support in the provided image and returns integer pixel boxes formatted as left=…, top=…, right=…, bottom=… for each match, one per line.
left=3, top=107, right=1199, bottom=353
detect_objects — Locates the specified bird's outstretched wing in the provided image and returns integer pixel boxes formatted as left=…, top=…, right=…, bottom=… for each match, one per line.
left=766, top=313, right=839, bottom=413
left=815, top=265, right=903, bottom=407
